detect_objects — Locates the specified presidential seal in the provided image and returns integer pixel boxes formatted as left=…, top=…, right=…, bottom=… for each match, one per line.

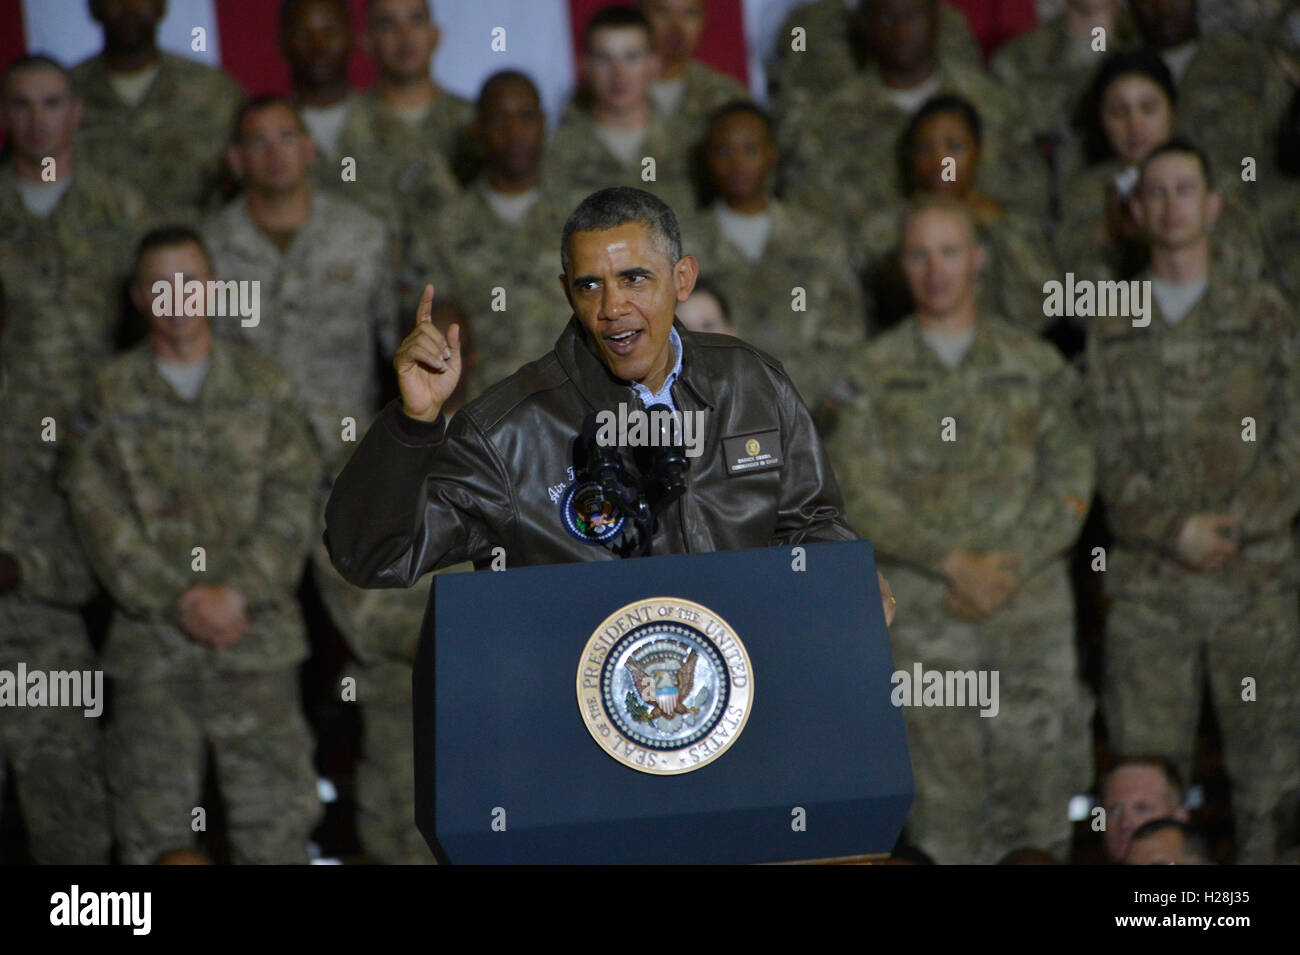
left=559, top=480, right=626, bottom=545
left=576, top=597, right=753, bottom=775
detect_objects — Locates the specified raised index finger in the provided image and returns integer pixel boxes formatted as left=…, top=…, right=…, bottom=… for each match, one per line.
left=417, top=283, right=436, bottom=325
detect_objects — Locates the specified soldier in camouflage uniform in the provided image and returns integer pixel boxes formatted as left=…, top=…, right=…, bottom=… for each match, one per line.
left=767, top=0, right=981, bottom=121
left=1085, top=143, right=1300, bottom=863
left=691, top=102, right=864, bottom=405
left=848, top=94, right=1058, bottom=335
left=0, top=366, right=111, bottom=865
left=824, top=196, right=1096, bottom=864
left=203, top=97, right=400, bottom=467
left=990, top=0, right=1139, bottom=215
left=1128, top=0, right=1292, bottom=177
left=0, top=57, right=145, bottom=394
left=546, top=8, right=696, bottom=214
left=1058, top=52, right=1267, bottom=283
left=61, top=229, right=323, bottom=864
left=782, top=0, right=1048, bottom=227
left=641, top=0, right=749, bottom=147
left=72, top=0, right=243, bottom=221
left=1259, top=88, right=1300, bottom=300
left=410, top=72, right=578, bottom=397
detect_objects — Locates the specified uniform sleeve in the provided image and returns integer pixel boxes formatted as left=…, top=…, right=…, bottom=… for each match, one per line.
left=768, top=371, right=858, bottom=547
left=59, top=405, right=193, bottom=623
left=7, top=501, right=99, bottom=607
left=324, top=400, right=512, bottom=587
left=1001, top=361, right=1096, bottom=578
left=226, top=387, right=324, bottom=608
left=823, top=390, right=954, bottom=576
left=1230, top=294, right=1300, bottom=539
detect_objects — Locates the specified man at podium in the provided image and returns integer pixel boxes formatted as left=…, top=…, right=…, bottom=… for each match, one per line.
left=324, top=186, right=894, bottom=626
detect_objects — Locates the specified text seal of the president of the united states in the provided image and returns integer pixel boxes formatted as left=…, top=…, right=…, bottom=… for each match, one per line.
left=576, top=597, right=753, bottom=775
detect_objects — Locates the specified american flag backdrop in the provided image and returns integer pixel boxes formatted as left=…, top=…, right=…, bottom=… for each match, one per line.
left=2, top=0, right=1038, bottom=123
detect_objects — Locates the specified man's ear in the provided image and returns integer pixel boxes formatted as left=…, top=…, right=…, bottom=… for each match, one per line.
left=225, top=145, right=243, bottom=179
left=674, top=254, right=699, bottom=301
left=1205, top=189, right=1223, bottom=225
left=1128, top=194, right=1146, bottom=230
left=298, top=129, right=317, bottom=166
left=128, top=278, right=151, bottom=318
left=558, top=272, right=575, bottom=313
left=70, top=95, right=84, bottom=131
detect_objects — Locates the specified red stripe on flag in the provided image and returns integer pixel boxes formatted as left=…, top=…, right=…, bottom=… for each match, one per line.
left=214, top=0, right=377, bottom=95
left=945, top=0, right=1038, bottom=62
left=1, top=1, right=28, bottom=72
left=567, top=0, right=748, bottom=89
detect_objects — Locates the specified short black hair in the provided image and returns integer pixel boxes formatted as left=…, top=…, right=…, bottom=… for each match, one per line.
left=231, top=94, right=308, bottom=144
left=477, top=69, right=541, bottom=114
left=583, top=5, right=652, bottom=51
left=561, top=187, right=682, bottom=275
left=689, top=276, right=731, bottom=320
left=1128, top=819, right=1211, bottom=863
left=705, top=99, right=774, bottom=139
left=1141, top=137, right=1214, bottom=190
left=1080, top=50, right=1177, bottom=164
left=2, top=53, right=73, bottom=97
left=133, top=225, right=213, bottom=276
left=905, top=93, right=983, bottom=149
left=280, top=0, right=351, bottom=37
left=1102, top=756, right=1186, bottom=806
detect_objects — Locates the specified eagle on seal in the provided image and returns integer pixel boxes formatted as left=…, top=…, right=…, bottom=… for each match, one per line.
left=627, top=650, right=699, bottom=720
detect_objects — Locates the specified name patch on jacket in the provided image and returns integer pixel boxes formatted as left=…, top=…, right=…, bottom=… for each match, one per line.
left=723, top=430, right=782, bottom=475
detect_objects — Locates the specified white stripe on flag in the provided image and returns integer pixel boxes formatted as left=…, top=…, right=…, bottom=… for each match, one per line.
left=742, top=0, right=814, bottom=104
left=429, top=0, right=575, bottom=129
left=23, top=0, right=221, bottom=68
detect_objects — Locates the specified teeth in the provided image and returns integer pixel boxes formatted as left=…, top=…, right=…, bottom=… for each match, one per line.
left=610, top=330, right=637, bottom=341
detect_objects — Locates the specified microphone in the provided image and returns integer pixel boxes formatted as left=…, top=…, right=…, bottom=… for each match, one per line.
left=643, top=404, right=689, bottom=516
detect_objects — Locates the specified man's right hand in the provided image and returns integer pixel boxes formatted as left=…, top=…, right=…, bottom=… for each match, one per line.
left=1174, top=513, right=1241, bottom=572
left=179, top=585, right=249, bottom=649
left=395, top=283, right=462, bottom=423
left=940, top=550, right=1022, bottom=618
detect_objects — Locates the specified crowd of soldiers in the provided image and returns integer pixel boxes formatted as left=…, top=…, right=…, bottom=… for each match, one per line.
left=1, top=0, right=1298, bottom=865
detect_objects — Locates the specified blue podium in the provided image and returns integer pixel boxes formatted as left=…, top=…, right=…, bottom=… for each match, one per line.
left=414, top=539, right=912, bottom=863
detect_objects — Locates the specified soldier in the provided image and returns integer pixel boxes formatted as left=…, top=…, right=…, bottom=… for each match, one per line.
left=410, top=71, right=576, bottom=397
left=641, top=0, right=748, bottom=145
left=1099, top=757, right=1190, bottom=862
left=849, top=94, right=1059, bottom=335
left=361, top=0, right=475, bottom=184
left=0, top=364, right=111, bottom=864
left=280, top=0, right=368, bottom=194
left=546, top=7, right=695, bottom=212
left=202, top=95, right=399, bottom=467
left=1260, top=86, right=1300, bottom=300
left=1058, top=51, right=1265, bottom=283
left=1128, top=0, right=1292, bottom=176
left=0, top=55, right=144, bottom=395
left=61, top=227, right=323, bottom=864
left=692, top=101, right=864, bottom=403
left=783, top=0, right=1044, bottom=226
left=824, top=195, right=1096, bottom=864
left=675, top=277, right=738, bottom=335
left=71, top=0, right=243, bottom=221
left=767, top=0, right=981, bottom=120
left=1085, top=141, right=1300, bottom=863
left=990, top=0, right=1138, bottom=213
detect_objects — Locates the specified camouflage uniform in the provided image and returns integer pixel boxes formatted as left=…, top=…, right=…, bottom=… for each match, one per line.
left=1084, top=271, right=1300, bottom=864
left=690, top=198, right=865, bottom=403
left=1171, top=33, right=1293, bottom=178
left=824, top=316, right=1096, bottom=864
left=71, top=53, right=243, bottom=222
left=767, top=0, right=982, bottom=120
left=60, top=338, right=324, bottom=865
left=781, top=60, right=1048, bottom=226
left=408, top=181, right=577, bottom=396
left=653, top=60, right=749, bottom=148
left=543, top=105, right=697, bottom=215
left=1257, top=178, right=1300, bottom=301
left=0, top=373, right=110, bottom=864
left=1055, top=160, right=1268, bottom=282
left=201, top=191, right=400, bottom=470
left=0, top=161, right=144, bottom=395
left=847, top=198, right=1058, bottom=335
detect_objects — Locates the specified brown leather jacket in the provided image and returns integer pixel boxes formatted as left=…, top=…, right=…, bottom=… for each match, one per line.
left=324, top=317, right=855, bottom=586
